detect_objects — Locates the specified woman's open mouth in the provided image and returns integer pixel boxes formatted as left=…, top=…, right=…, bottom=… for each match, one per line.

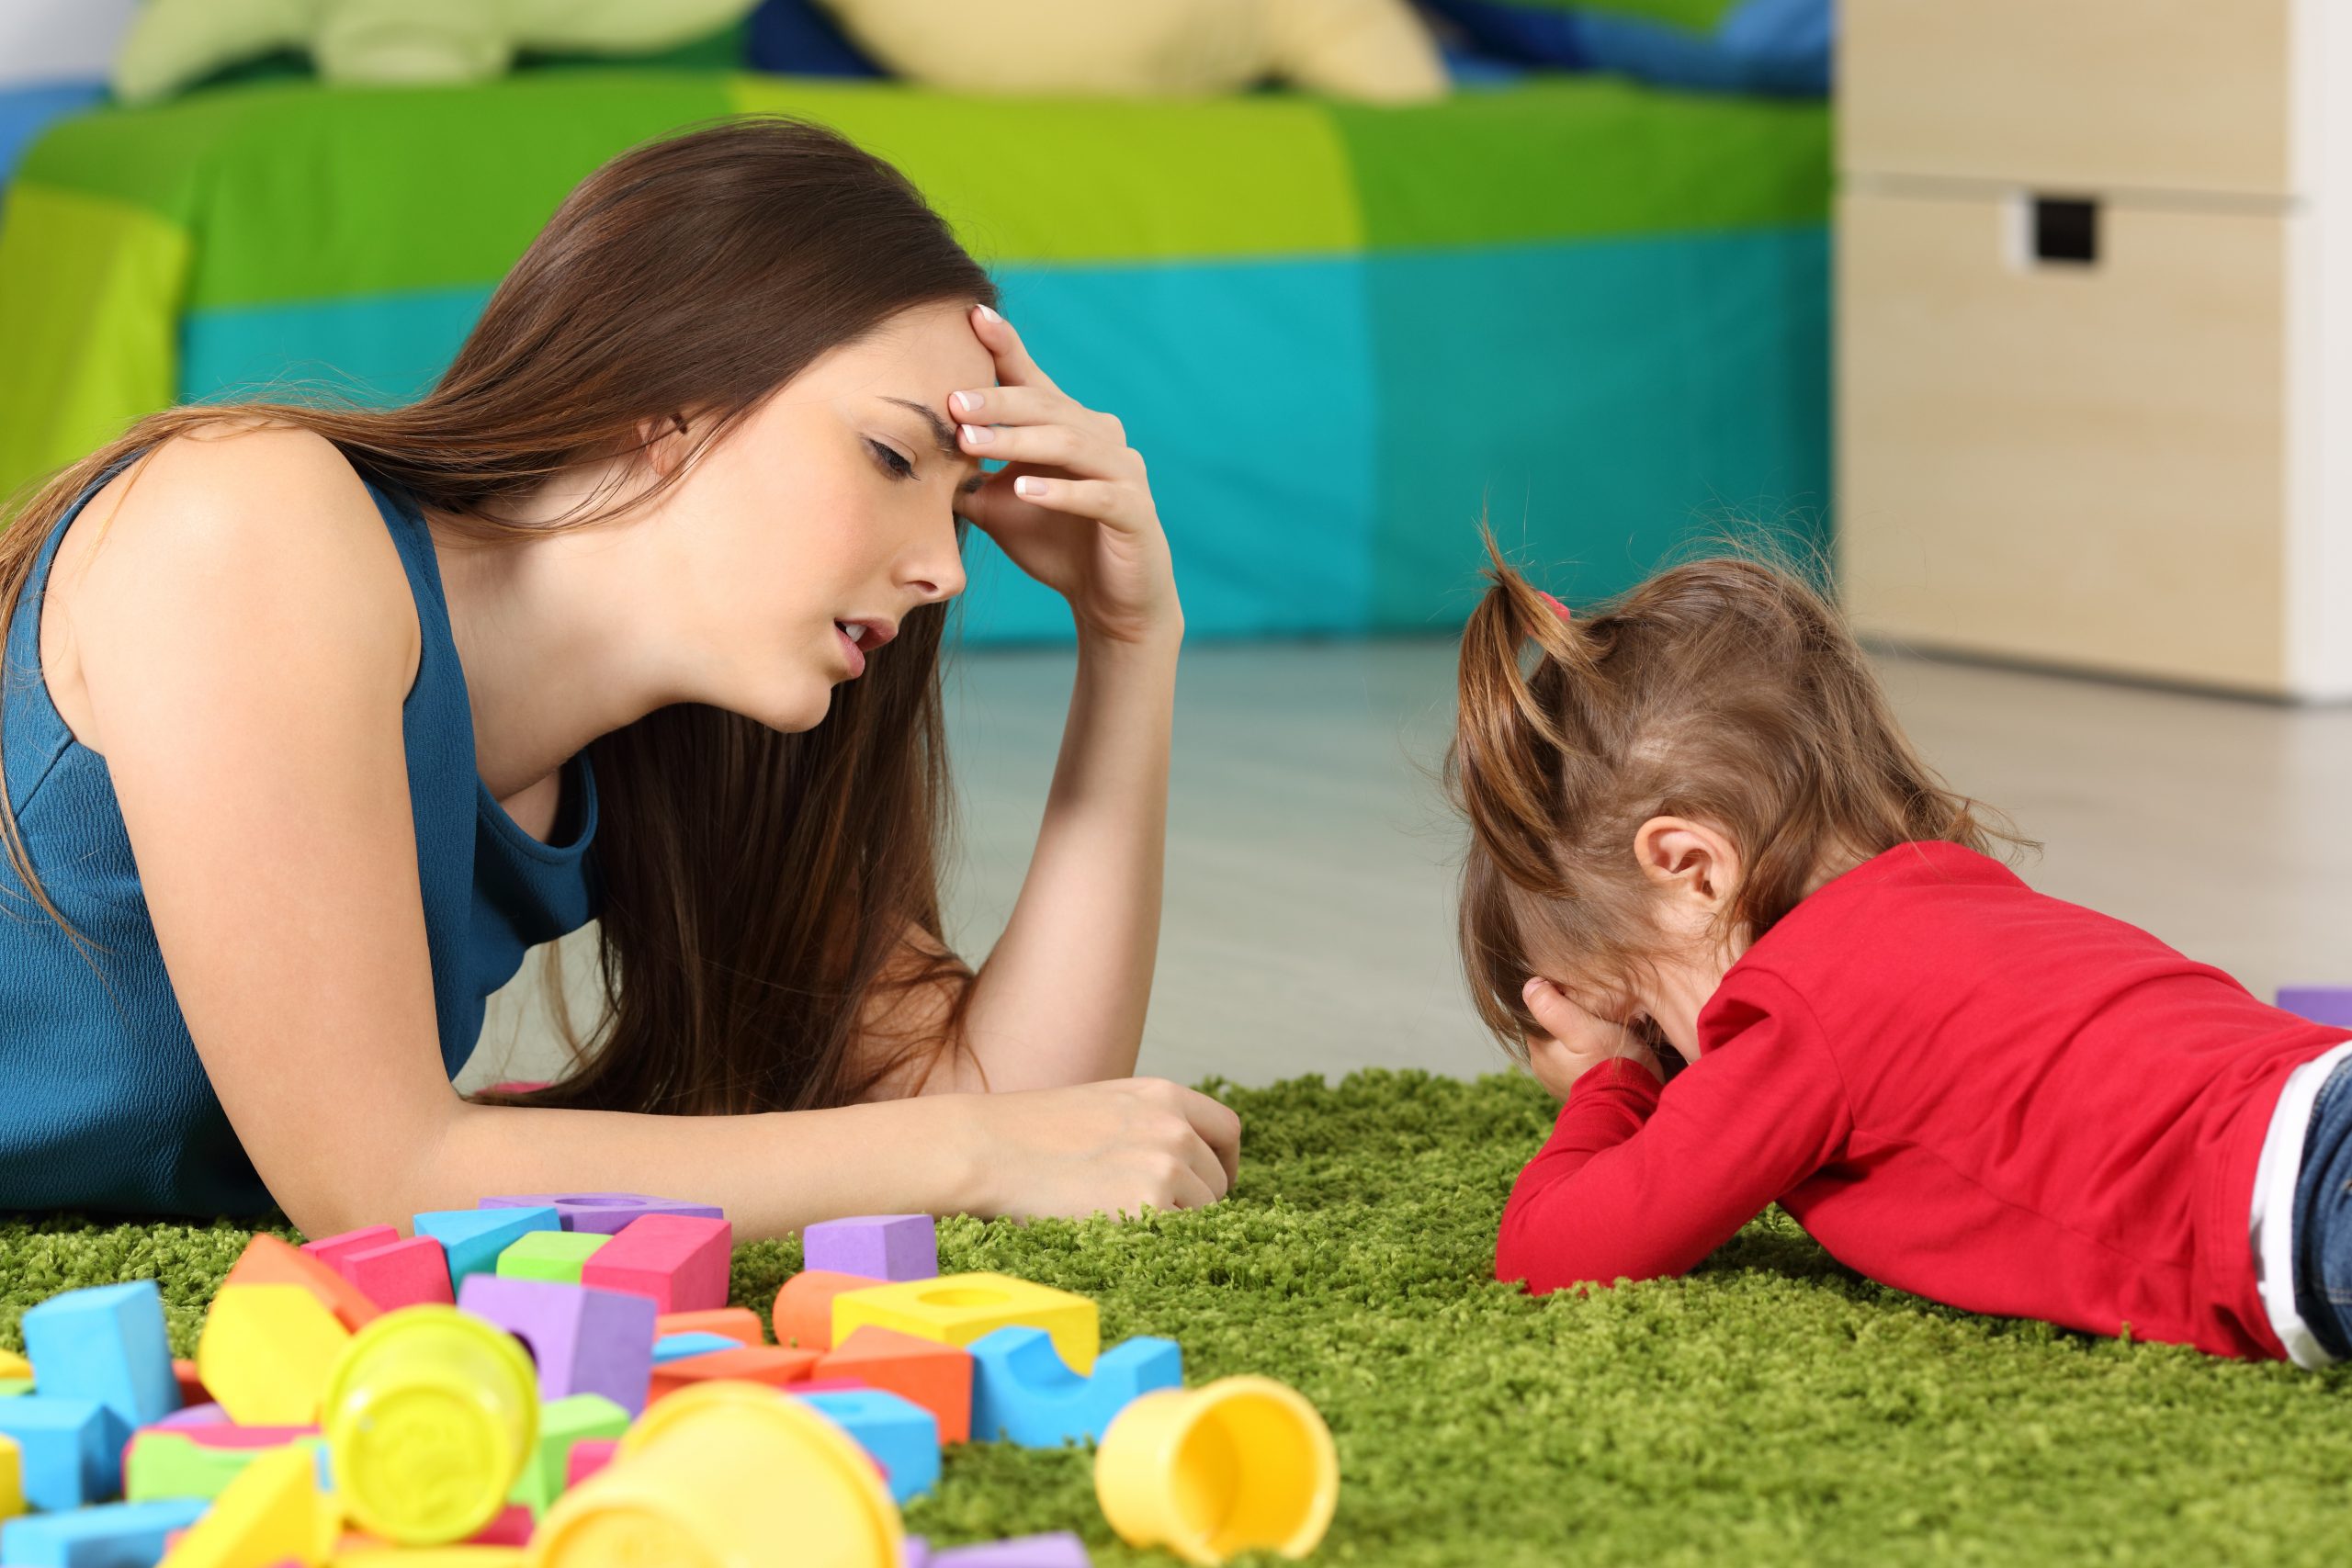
left=833, top=618, right=897, bottom=679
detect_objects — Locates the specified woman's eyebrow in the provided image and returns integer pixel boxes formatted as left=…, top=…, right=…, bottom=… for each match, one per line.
left=882, top=397, right=962, bottom=460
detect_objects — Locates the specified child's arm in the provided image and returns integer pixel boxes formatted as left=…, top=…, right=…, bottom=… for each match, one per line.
left=1498, top=974, right=1849, bottom=1293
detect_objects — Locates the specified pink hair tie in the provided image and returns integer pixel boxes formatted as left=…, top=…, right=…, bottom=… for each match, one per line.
left=1536, top=591, right=1573, bottom=623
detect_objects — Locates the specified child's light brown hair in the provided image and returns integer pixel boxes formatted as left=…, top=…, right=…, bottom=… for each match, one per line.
left=1448, top=536, right=2022, bottom=1063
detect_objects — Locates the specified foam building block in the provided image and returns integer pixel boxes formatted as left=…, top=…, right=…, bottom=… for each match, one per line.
left=125, top=1429, right=327, bottom=1502
left=0, top=1496, right=207, bottom=1566
left=170, top=1360, right=209, bottom=1409
left=0, top=1381, right=28, bottom=1400
left=0, top=1350, right=28, bottom=1381
left=794, top=1387, right=939, bottom=1503
left=196, top=1284, right=351, bottom=1427
left=152, top=1404, right=229, bottom=1432
left=564, top=1437, right=618, bottom=1491
left=508, top=1393, right=628, bottom=1517
left=496, top=1231, right=610, bottom=1285
left=455, top=1275, right=655, bottom=1416
left=652, top=1332, right=744, bottom=1364
left=803, top=1214, right=939, bottom=1282
left=922, top=1533, right=1094, bottom=1568
left=579, top=1213, right=731, bottom=1314
left=774, top=1270, right=874, bottom=1351
left=414, top=1206, right=560, bottom=1285
left=299, top=1224, right=399, bottom=1270
left=161, top=1442, right=338, bottom=1568
left=2278, top=987, right=2352, bottom=1029
left=0, top=1398, right=122, bottom=1510
left=481, top=1193, right=725, bottom=1235
left=339, top=1235, right=455, bottom=1310
left=833, top=1272, right=1101, bottom=1374
left=647, top=1345, right=817, bottom=1403
left=0, top=1432, right=19, bottom=1517
left=656, top=1307, right=763, bottom=1347
left=815, top=1325, right=973, bottom=1444
left=19, top=1280, right=181, bottom=1431
left=469, top=1503, right=537, bottom=1545
left=223, top=1235, right=381, bottom=1334
left=967, top=1329, right=1182, bottom=1448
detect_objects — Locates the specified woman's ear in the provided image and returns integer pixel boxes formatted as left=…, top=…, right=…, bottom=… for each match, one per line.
left=637, top=411, right=695, bottom=480
left=1632, top=816, right=1741, bottom=915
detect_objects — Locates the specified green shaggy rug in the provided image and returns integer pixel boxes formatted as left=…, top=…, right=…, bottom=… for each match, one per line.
left=4, top=1070, right=2349, bottom=1567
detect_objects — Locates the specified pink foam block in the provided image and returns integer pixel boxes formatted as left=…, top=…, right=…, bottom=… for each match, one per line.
left=469, top=1505, right=536, bottom=1546
left=481, top=1193, right=726, bottom=1235
left=581, top=1214, right=732, bottom=1314
left=300, top=1225, right=400, bottom=1270
left=340, top=1235, right=454, bottom=1309
left=178, top=1425, right=319, bottom=1450
left=566, top=1437, right=619, bottom=1489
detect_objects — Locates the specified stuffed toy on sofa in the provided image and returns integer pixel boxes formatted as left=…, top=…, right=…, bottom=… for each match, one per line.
left=809, top=0, right=1448, bottom=102
left=113, top=0, right=765, bottom=105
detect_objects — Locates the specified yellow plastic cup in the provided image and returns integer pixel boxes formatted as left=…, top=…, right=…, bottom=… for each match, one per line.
left=526, top=1380, right=902, bottom=1568
left=322, top=1304, right=541, bottom=1547
left=1094, top=1375, right=1340, bottom=1565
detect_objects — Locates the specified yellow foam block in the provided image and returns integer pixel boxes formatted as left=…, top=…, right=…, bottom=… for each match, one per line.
left=833, top=1273, right=1099, bottom=1375
left=198, top=1282, right=354, bottom=1427
left=0, top=1350, right=27, bottom=1382
left=331, top=1549, right=525, bottom=1564
left=163, top=1442, right=339, bottom=1568
left=0, top=1432, right=20, bottom=1518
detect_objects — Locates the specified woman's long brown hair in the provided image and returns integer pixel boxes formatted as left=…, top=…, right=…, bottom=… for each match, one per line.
left=0, top=117, right=997, bottom=1111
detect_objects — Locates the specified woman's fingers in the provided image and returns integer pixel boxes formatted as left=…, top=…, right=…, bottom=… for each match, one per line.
left=968, top=474, right=1148, bottom=536
left=959, top=420, right=1142, bottom=482
left=970, top=303, right=1061, bottom=395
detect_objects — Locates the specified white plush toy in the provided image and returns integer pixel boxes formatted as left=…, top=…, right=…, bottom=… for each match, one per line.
left=815, top=0, right=1449, bottom=101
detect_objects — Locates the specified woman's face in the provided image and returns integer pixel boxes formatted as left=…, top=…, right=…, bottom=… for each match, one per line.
left=649, top=299, right=996, bottom=731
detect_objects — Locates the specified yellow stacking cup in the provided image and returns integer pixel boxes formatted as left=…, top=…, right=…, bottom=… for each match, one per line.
left=526, top=1380, right=902, bottom=1568
left=322, top=1304, right=541, bottom=1546
left=1094, top=1375, right=1340, bottom=1565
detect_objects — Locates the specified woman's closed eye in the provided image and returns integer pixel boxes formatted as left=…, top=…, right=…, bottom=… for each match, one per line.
left=867, top=438, right=916, bottom=480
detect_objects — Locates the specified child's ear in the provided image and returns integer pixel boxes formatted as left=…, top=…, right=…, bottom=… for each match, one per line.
left=1632, top=816, right=1741, bottom=912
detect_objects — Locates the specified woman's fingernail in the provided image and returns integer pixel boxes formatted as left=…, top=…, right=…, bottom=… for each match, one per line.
left=960, top=423, right=994, bottom=446
left=1016, top=475, right=1046, bottom=498
left=976, top=303, right=1002, bottom=323
left=953, top=389, right=983, bottom=414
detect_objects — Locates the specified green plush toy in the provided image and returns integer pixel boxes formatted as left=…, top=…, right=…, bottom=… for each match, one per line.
left=112, top=0, right=764, bottom=104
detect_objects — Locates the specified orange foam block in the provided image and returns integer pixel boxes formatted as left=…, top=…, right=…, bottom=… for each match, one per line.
left=655, top=1308, right=763, bottom=1348
left=773, top=1271, right=870, bottom=1351
left=815, top=1325, right=973, bottom=1444
left=579, top=1214, right=731, bottom=1314
left=224, top=1235, right=381, bottom=1332
left=647, top=1345, right=818, bottom=1404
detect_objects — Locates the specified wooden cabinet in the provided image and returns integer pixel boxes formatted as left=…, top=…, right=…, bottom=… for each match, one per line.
left=1837, top=0, right=2352, bottom=696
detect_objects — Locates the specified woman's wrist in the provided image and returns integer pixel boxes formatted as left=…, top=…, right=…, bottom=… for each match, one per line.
left=1074, top=611, right=1182, bottom=668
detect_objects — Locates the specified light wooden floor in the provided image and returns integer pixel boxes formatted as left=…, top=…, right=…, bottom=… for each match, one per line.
left=463, top=641, right=2352, bottom=1091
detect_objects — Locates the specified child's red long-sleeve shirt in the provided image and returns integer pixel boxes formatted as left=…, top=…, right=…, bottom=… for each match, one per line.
left=1497, top=841, right=2349, bottom=1359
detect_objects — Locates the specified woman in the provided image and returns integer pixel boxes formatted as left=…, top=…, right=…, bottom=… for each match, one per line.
left=0, top=117, right=1238, bottom=1238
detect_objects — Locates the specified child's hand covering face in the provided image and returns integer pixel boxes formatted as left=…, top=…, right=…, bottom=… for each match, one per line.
left=1521, top=976, right=1659, bottom=1100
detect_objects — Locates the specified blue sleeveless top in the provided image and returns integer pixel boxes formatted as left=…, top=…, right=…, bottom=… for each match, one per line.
left=0, top=455, right=599, bottom=1216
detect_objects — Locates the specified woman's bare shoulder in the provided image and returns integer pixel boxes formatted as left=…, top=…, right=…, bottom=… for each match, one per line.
left=42, top=419, right=420, bottom=752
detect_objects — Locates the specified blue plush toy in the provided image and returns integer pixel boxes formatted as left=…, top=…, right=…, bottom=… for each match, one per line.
left=1424, top=0, right=1831, bottom=96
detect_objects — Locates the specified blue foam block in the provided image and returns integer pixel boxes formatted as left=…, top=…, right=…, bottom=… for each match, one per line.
left=651, top=1332, right=745, bottom=1365
left=0, top=1397, right=128, bottom=1510
left=20, top=1280, right=180, bottom=1430
left=0, top=1496, right=209, bottom=1566
left=967, top=1328, right=1182, bottom=1449
left=794, top=1387, right=939, bottom=1503
left=413, top=1206, right=560, bottom=1282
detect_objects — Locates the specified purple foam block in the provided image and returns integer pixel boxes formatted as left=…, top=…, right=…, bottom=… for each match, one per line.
left=456, top=1275, right=657, bottom=1416
left=480, top=1193, right=726, bottom=1235
left=153, top=1403, right=229, bottom=1432
left=2278, top=987, right=2352, bottom=1031
left=903, top=1540, right=933, bottom=1568
left=932, top=1534, right=1092, bottom=1568
left=803, top=1214, right=938, bottom=1282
